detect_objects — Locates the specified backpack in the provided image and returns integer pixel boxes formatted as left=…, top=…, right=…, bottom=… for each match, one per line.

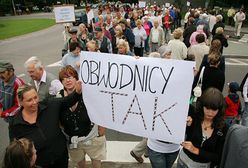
left=240, top=73, right=248, bottom=97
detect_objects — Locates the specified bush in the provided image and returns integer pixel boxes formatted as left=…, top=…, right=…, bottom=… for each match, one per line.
left=0, top=2, right=12, bottom=15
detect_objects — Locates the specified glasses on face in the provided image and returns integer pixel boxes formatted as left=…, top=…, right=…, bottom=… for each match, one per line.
left=62, top=76, right=75, bottom=81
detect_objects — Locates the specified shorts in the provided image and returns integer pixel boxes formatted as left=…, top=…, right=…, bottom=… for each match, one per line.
left=68, top=135, right=106, bottom=167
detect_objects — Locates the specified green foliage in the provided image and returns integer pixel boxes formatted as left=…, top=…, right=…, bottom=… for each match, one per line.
left=0, top=0, right=12, bottom=14
left=0, top=18, right=55, bottom=40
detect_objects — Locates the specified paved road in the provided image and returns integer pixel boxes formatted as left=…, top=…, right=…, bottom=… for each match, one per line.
left=0, top=13, right=248, bottom=166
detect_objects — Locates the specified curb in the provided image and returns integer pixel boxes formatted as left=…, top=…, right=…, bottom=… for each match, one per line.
left=223, top=55, right=248, bottom=59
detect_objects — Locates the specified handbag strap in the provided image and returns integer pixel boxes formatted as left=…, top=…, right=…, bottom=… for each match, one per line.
left=197, top=66, right=205, bottom=87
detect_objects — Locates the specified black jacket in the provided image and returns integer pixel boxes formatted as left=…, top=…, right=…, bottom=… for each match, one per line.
left=184, top=114, right=227, bottom=168
left=212, top=21, right=225, bottom=36
left=183, top=24, right=197, bottom=48
left=9, top=91, right=81, bottom=167
left=212, top=34, right=228, bottom=54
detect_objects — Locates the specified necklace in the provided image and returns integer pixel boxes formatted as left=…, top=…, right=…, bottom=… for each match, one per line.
left=202, top=122, right=212, bottom=131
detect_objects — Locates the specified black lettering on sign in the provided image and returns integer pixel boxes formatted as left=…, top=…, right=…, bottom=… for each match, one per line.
left=108, top=62, right=119, bottom=89
left=81, top=59, right=174, bottom=94
left=161, top=67, right=174, bottom=94
left=122, top=95, right=147, bottom=130
left=152, top=97, right=177, bottom=135
left=100, top=90, right=128, bottom=122
left=119, top=64, right=133, bottom=89
left=80, top=60, right=90, bottom=84
left=89, top=60, right=100, bottom=85
left=148, top=66, right=159, bottom=93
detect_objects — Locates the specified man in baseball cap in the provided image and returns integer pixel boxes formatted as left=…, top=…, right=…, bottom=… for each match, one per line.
left=0, top=60, right=25, bottom=121
left=0, top=61, right=14, bottom=73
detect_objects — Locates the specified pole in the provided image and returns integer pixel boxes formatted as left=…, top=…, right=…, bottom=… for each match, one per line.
left=11, top=0, right=16, bottom=15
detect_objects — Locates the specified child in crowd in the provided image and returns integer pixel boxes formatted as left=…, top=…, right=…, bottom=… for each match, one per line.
left=3, top=138, right=38, bottom=168
left=224, top=82, right=242, bottom=128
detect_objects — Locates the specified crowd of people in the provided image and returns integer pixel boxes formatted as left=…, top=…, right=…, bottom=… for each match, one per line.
left=0, top=2, right=248, bottom=168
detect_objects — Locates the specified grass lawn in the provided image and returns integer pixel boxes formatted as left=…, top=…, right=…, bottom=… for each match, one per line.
left=0, top=19, right=55, bottom=40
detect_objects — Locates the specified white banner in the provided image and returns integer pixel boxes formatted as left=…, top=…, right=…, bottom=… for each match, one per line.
left=138, top=1, right=146, bottom=8
left=54, top=5, right=75, bottom=23
left=187, top=1, right=191, bottom=7
left=80, top=52, right=194, bottom=144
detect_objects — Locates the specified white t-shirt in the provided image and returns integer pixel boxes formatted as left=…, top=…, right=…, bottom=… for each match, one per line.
left=151, top=28, right=159, bottom=43
left=148, top=138, right=180, bottom=153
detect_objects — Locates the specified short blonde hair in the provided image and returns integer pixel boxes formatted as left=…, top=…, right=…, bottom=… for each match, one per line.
left=149, top=52, right=161, bottom=58
left=117, top=39, right=129, bottom=53
left=98, top=15, right=104, bottom=21
left=86, top=40, right=98, bottom=51
left=215, top=27, right=224, bottom=34
left=115, top=25, right=123, bottom=35
left=136, top=19, right=143, bottom=26
left=173, top=28, right=183, bottom=39
left=216, top=15, right=223, bottom=22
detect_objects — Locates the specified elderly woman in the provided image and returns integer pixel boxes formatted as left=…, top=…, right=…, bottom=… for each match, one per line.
left=58, top=65, right=106, bottom=168
left=149, top=19, right=164, bottom=52
left=212, top=27, right=228, bottom=54
left=117, top=39, right=134, bottom=56
left=158, top=45, right=172, bottom=59
left=212, top=15, right=225, bottom=37
left=133, top=19, right=147, bottom=57
left=9, top=83, right=82, bottom=168
left=168, top=28, right=187, bottom=60
left=177, top=88, right=227, bottom=168
left=189, top=25, right=208, bottom=46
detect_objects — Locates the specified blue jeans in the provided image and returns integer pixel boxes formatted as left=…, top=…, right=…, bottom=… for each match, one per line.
left=241, top=102, right=248, bottom=127
left=148, top=147, right=179, bottom=168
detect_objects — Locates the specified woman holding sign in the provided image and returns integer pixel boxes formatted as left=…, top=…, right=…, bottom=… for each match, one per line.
left=177, top=87, right=227, bottom=168
left=58, top=65, right=106, bottom=168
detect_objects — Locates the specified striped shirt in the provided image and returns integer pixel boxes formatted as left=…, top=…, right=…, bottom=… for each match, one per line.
left=0, top=75, right=24, bottom=118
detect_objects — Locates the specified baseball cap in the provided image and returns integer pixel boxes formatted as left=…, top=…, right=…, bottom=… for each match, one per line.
left=228, top=82, right=239, bottom=93
left=0, top=60, right=14, bottom=73
left=94, top=27, right=103, bottom=32
left=69, top=28, right=78, bottom=34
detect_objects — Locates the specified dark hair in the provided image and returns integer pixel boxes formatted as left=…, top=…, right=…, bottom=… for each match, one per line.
left=196, top=87, right=225, bottom=129
left=3, top=138, right=34, bottom=168
left=17, top=84, right=36, bottom=102
left=69, top=42, right=80, bottom=52
left=59, top=65, right=79, bottom=82
left=196, top=34, right=205, bottom=43
left=188, top=17, right=195, bottom=25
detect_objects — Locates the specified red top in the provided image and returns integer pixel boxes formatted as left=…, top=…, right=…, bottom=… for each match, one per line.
left=225, top=96, right=240, bottom=117
left=163, top=15, right=172, bottom=29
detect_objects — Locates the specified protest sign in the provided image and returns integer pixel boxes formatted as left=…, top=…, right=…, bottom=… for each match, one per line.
left=187, top=1, right=191, bottom=7
left=139, top=1, right=146, bottom=8
left=54, top=5, right=75, bottom=23
left=80, top=52, right=194, bottom=144
left=87, top=9, right=94, bottom=24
